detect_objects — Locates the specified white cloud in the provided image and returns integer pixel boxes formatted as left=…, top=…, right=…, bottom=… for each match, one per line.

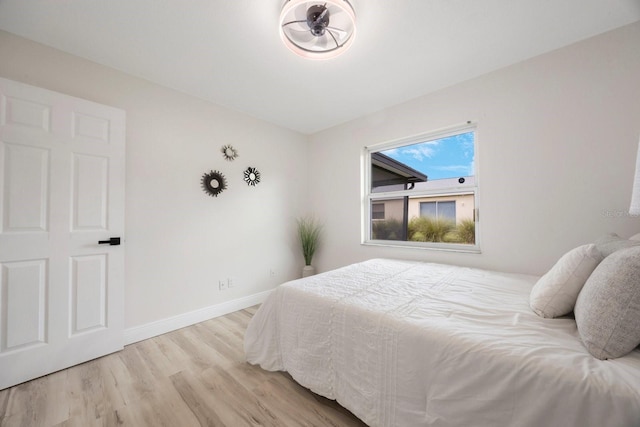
left=401, top=143, right=437, bottom=161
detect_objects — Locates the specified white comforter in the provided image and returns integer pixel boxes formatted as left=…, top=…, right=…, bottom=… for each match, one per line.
left=244, top=258, right=640, bottom=427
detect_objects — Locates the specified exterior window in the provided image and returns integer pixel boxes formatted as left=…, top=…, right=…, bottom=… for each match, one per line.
left=420, top=201, right=456, bottom=220
left=372, top=203, right=385, bottom=220
left=363, top=124, right=478, bottom=251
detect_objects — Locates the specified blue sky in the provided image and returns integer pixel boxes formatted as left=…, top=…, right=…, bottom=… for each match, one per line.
left=381, top=131, right=475, bottom=180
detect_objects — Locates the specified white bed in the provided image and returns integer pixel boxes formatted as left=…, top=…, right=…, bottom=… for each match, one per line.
left=244, top=258, right=640, bottom=427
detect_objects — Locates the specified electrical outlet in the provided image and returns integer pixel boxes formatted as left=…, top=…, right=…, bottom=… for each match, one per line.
left=227, top=277, right=235, bottom=288
left=218, top=280, right=227, bottom=290
left=270, top=269, right=276, bottom=277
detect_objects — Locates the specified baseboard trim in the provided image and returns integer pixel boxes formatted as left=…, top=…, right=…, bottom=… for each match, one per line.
left=124, top=290, right=272, bottom=345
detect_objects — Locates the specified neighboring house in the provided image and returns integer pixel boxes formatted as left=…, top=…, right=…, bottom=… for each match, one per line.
left=373, top=178, right=476, bottom=224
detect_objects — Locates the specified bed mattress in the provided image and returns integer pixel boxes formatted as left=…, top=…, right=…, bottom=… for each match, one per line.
left=244, top=258, right=640, bottom=427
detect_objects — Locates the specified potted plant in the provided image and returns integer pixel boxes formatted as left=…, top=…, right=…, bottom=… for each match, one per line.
left=297, top=216, right=322, bottom=277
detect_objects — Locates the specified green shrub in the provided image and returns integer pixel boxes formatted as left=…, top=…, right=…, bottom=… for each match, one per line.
left=411, top=231, right=426, bottom=242
left=408, top=216, right=456, bottom=242
left=375, top=216, right=475, bottom=245
left=453, top=219, right=475, bottom=244
left=372, top=218, right=403, bottom=240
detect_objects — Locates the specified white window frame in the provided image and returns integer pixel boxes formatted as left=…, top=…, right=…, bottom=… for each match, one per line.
left=361, top=123, right=480, bottom=253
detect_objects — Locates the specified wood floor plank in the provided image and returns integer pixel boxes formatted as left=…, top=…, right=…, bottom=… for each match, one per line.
left=113, top=346, right=157, bottom=402
left=95, top=351, right=135, bottom=409
left=132, top=337, right=182, bottom=379
left=66, top=359, right=107, bottom=423
left=256, top=373, right=367, bottom=427
left=191, top=321, right=245, bottom=366
left=217, top=313, right=251, bottom=339
left=0, top=369, right=70, bottom=427
left=224, top=359, right=283, bottom=393
left=0, top=305, right=367, bottom=426
left=150, top=332, right=194, bottom=372
left=199, top=365, right=282, bottom=427
left=169, top=370, right=228, bottom=426
left=111, top=377, right=201, bottom=427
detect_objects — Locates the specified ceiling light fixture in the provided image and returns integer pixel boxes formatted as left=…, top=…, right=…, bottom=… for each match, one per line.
left=279, top=0, right=356, bottom=60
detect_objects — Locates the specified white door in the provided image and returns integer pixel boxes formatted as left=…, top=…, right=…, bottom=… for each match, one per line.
left=0, top=77, right=125, bottom=389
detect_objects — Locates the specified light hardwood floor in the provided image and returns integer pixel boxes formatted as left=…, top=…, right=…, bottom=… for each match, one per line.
left=0, top=306, right=367, bottom=427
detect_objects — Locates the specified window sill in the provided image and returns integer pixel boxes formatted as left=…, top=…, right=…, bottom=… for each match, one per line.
left=362, top=240, right=481, bottom=254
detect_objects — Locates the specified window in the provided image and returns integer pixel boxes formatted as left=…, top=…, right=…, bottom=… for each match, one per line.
left=420, top=201, right=456, bottom=221
left=363, top=124, right=478, bottom=251
left=372, top=203, right=385, bottom=220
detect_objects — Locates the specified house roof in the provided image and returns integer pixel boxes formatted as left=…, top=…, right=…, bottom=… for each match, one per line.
left=371, top=152, right=428, bottom=188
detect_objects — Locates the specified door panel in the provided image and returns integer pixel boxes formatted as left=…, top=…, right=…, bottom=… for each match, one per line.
left=72, top=112, right=111, bottom=144
left=1, top=259, right=47, bottom=351
left=0, top=77, right=125, bottom=389
left=2, top=95, right=51, bottom=132
left=70, top=254, right=107, bottom=334
left=3, top=143, right=49, bottom=232
left=72, top=153, right=108, bottom=230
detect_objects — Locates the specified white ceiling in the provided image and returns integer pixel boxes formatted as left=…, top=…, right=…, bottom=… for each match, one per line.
left=1, top=0, right=639, bottom=134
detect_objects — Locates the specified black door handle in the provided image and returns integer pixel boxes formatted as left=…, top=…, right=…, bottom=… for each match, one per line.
left=98, top=237, right=121, bottom=246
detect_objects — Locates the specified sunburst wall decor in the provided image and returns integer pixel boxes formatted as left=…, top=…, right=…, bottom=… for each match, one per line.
left=221, top=144, right=238, bottom=161
left=201, top=170, right=227, bottom=197
left=243, top=167, right=261, bottom=186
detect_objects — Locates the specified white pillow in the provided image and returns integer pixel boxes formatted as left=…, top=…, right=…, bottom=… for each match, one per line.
left=629, top=232, right=640, bottom=241
left=575, top=246, right=640, bottom=359
left=530, top=244, right=603, bottom=318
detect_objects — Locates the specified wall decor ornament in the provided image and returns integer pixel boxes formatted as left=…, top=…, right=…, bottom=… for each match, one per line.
left=201, top=170, right=227, bottom=197
left=243, top=167, right=261, bottom=186
left=221, top=144, right=238, bottom=161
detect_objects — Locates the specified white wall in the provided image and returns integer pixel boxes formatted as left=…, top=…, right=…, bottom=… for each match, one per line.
left=308, top=22, right=640, bottom=276
left=0, top=31, right=310, bottom=332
